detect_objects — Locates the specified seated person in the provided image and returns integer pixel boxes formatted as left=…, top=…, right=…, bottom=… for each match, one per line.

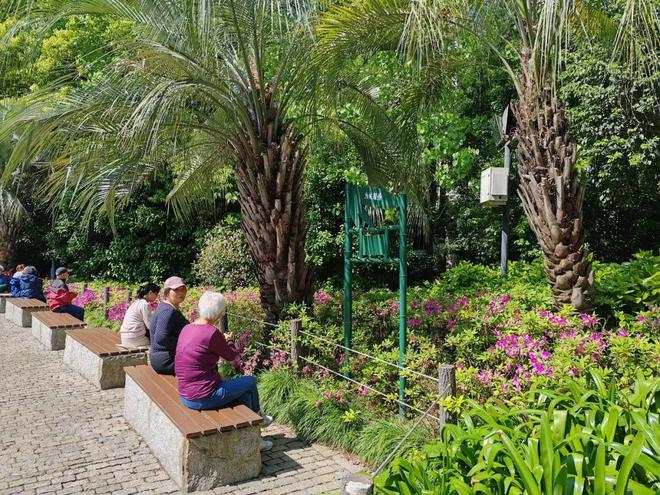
left=10, top=266, right=45, bottom=301
left=46, top=267, right=84, bottom=321
left=149, top=276, right=189, bottom=375
left=12, top=264, right=25, bottom=278
left=120, top=282, right=160, bottom=348
left=175, top=291, right=273, bottom=451
left=0, top=265, right=11, bottom=292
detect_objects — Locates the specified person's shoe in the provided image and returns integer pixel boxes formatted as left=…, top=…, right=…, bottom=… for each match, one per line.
left=261, top=414, right=274, bottom=428
left=258, top=410, right=274, bottom=427
left=260, top=440, right=273, bottom=452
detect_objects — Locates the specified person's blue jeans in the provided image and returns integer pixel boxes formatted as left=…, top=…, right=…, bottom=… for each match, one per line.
left=54, top=305, right=84, bottom=322
left=180, top=376, right=261, bottom=413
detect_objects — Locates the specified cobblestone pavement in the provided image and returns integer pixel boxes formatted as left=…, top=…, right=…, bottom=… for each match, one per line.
left=0, top=315, right=363, bottom=495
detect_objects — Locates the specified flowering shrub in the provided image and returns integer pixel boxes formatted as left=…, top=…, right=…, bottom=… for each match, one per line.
left=73, top=255, right=659, bottom=413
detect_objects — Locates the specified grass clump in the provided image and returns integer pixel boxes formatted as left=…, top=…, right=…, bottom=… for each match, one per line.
left=257, top=367, right=434, bottom=467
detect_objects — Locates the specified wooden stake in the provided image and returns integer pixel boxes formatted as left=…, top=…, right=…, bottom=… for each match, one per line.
left=437, top=364, right=456, bottom=426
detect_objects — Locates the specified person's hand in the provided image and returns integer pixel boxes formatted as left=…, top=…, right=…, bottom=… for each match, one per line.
left=225, top=331, right=234, bottom=341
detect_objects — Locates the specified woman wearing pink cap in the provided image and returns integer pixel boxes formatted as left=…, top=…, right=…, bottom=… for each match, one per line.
left=149, top=276, right=189, bottom=375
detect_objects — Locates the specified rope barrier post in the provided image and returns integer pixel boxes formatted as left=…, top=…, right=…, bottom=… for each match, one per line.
left=437, top=364, right=456, bottom=426
left=290, top=319, right=303, bottom=373
left=102, top=287, right=109, bottom=319
left=82, top=283, right=87, bottom=293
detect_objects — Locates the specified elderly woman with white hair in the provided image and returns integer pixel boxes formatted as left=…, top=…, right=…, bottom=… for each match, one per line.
left=175, top=291, right=274, bottom=451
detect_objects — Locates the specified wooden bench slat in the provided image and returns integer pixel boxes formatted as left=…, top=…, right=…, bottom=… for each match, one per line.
left=90, top=329, right=124, bottom=356
left=126, top=366, right=218, bottom=438
left=8, top=298, right=48, bottom=309
left=155, top=373, right=226, bottom=436
left=66, top=328, right=116, bottom=356
left=34, top=311, right=84, bottom=328
left=66, top=328, right=142, bottom=356
left=220, top=404, right=262, bottom=428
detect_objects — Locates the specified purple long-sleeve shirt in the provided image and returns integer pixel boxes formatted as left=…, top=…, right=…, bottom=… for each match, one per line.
left=174, top=323, right=239, bottom=401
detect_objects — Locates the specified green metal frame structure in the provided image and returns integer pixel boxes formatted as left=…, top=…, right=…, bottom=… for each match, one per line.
left=343, top=183, right=407, bottom=415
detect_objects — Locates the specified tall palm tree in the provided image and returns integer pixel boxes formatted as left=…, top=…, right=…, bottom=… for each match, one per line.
left=1, top=0, right=410, bottom=325
left=317, top=0, right=659, bottom=311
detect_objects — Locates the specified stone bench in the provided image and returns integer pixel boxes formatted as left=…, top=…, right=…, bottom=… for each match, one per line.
left=63, top=328, right=147, bottom=389
left=5, top=298, right=49, bottom=327
left=0, top=293, right=13, bottom=313
left=32, top=311, right=86, bottom=350
left=124, top=365, right=262, bottom=492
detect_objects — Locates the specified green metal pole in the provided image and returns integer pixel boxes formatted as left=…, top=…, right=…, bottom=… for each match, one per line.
left=343, top=183, right=353, bottom=377
left=398, top=193, right=407, bottom=417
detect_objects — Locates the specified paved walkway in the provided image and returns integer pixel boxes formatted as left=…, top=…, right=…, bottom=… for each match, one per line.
left=0, top=315, right=362, bottom=494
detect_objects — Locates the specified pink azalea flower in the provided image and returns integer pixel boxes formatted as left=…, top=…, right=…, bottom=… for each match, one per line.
left=581, top=314, right=598, bottom=326
left=314, top=290, right=332, bottom=304
left=617, top=329, right=629, bottom=337
left=408, top=318, right=422, bottom=329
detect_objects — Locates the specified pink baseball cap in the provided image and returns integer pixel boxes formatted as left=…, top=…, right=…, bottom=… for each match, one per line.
left=164, top=276, right=186, bottom=290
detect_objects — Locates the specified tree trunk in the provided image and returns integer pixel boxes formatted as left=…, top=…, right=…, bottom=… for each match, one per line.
left=0, top=235, right=17, bottom=266
left=513, top=50, right=595, bottom=312
left=233, top=96, right=313, bottom=332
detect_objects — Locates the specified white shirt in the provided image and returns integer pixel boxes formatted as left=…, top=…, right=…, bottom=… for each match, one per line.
left=120, top=299, right=154, bottom=339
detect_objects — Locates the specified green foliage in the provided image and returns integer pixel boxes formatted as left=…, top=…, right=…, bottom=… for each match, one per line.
left=561, top=44, right=660, bottom=262
left=594, top=251, right=660, bottom=318
left=257, top=367, right=432, bottom=467
left=191, top=215, right=256, bottom=290
left=47, top=178, right=214, bottom=282
left=376, top=371, right=660, bottom=495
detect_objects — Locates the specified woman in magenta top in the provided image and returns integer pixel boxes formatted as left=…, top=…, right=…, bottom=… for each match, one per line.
left=175, top=291, right=273, bottom=450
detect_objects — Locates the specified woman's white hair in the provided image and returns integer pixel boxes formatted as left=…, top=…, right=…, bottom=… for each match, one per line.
left=198, top=291, right=227, bottom=322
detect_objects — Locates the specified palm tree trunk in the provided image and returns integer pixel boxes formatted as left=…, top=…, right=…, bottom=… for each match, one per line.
left=0, top=236, right=16, bottom=266
left=513, top=50, right=595, bottom=312
left=234, top=107, right=313, bottom=330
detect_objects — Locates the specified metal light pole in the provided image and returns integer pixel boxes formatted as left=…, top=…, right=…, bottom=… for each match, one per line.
left=498, top=104, right=515, bottom=277
left=501, top=141, right=511, bottom=276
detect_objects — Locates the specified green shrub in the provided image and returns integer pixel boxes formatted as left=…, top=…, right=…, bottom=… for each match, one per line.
left=594, top=251, right=660, bottom=318
left=355, top=418, right=432, bottom=468
left=376, top=371, right=660, bottom=494
left=192, top=216, right=256, bottom=290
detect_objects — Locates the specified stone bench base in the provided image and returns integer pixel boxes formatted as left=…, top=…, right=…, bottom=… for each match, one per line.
left=124, top=374, right=261, bottom=492
left=32, top=319, right=85, bottom=351
left=63, top=335, right=147, bottom=389
left=0, top=295, right=12, bottom=314
left=6, top=303, right=47, bottom=327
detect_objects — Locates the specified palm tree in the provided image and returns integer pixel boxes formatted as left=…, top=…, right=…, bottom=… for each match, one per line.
left=0, top=102, right=28, bottom=265
left=317, top=0, right=659, bottom=311
left=1, top=0, right=409, bottom=325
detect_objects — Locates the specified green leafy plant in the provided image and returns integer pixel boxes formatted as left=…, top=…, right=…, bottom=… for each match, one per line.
left=376, top=371, right=660, bottom=494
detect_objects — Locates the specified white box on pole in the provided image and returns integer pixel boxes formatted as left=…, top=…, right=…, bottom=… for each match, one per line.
left=480, top=167, right=508, bottom=206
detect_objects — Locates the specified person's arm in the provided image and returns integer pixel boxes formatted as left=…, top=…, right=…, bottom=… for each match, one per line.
left=209, top=330, right=239, bottom=362
left=138, top=301, right=153, bottom=329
